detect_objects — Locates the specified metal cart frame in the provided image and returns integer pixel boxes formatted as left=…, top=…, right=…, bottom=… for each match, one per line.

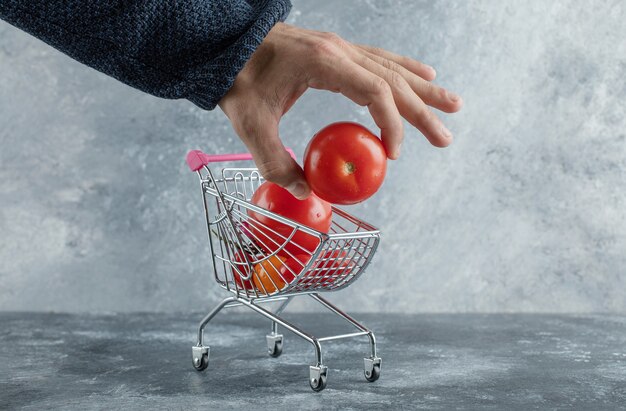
left=186, top=149, right=382, bottom=392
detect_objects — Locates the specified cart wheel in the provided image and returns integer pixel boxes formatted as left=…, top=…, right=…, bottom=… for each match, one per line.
left=268, top=339, right=283, bottom=357
left=266, top=333, right=283, bottom=358
left=309, top=365, right=328, bottom=392
left=310, top=373, right=327, bottom=392
left=364, top=357, right=381, bottom=382
left=192, top=346, right=210, bottom=371
left=364, top=363, right=380, bottom=382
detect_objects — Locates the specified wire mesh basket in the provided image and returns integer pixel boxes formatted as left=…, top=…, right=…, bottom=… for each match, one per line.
left=200, top=166, right=380, bottom=298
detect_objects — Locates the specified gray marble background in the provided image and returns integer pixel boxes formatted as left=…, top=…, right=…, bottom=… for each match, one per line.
left=1, top=0, right=624, bottom=313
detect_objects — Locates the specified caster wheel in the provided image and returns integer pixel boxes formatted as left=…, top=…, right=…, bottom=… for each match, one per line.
left=268, top=341, right=282, bottom=357
left=364, top=363, right=380, bottom=382
left=364, top=357, right=381, bottom=382
left=192, top=346, right=209, bottom=371
left=266, top=334, right=283, bottom=358
left=310, top=373, right=327, bottom=392
left=309, top=365, right=328, bottom=392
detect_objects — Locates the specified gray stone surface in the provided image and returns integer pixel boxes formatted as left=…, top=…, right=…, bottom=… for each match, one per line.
left=1, top=311, right=626, bottom=410
left=1, top=1, right=625, bottom=313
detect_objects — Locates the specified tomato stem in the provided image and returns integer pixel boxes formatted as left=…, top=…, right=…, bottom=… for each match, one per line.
left=344, top=161, right=356, bottom=174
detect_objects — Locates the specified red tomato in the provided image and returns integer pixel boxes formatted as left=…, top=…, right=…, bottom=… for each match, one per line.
left=247, top=182, right=332, bottom=256
left=304, top=122, right=387, bottom=205
left=252, top=255, right=288, bottom=294
left=231, top=251, right=255, bottom=291
left=315, top=250, right=353, bottom=285
left=282, top=254, right=311, bottom=283
left=253, top=254, right=310, bottom=294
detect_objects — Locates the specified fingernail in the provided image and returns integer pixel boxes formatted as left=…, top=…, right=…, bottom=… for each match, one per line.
left=427, top=65, right=436, bottom=76
left=441, top=126, right=453, bottom=140
left=448, top=91, right=460, bottom=102
left=287, top=182, right=308, bottom=200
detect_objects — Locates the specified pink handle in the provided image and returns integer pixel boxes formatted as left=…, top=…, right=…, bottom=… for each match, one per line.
left=186, top=148, right=297, bottom=171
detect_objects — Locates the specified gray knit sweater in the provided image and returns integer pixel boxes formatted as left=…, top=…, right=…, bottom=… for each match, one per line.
left=0, top=0, right=292, bottom=110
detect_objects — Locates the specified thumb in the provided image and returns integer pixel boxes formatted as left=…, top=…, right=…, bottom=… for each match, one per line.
left=236, top=120, right=311, bottom=200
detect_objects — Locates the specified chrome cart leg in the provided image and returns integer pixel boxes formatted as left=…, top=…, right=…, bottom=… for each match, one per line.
left=192, top=296, right=237, bottom=371
left=236, top=298, right=328, bottom=392
left=309, top=293, right=382, bottom=382
left=266, top=297, right=292, bottom=358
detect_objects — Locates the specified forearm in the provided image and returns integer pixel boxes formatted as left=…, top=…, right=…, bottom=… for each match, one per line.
left=0, top=0, right=291, bottom=109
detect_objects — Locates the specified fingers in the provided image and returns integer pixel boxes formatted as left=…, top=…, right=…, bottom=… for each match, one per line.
left=307, top=34, right=462, bottom=155
left=353, top=53, right=453, bottom=148
left=232, top=114, right=311, bottom=200
left=309, top=54, right=404, bottom=159
left=356, top=44, right=437, bottom=82
left=356, top=47, right=463, bottom=114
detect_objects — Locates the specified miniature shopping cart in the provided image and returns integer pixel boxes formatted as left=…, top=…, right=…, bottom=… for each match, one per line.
left=186, top=149, right=382, bottom=392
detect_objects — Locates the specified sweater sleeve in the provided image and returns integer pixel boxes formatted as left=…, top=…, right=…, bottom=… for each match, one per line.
left=0, top=0, right=292, bottom=110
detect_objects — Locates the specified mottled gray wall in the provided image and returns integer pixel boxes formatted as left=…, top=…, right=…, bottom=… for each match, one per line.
left=1, top=0, right=624, bottom=313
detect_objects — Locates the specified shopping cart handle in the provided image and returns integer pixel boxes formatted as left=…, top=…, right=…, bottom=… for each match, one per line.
left=186, top=148, right=297, bottom=172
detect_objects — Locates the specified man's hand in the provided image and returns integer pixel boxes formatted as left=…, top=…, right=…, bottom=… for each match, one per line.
left=218, top=23, right=463, bottom=199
